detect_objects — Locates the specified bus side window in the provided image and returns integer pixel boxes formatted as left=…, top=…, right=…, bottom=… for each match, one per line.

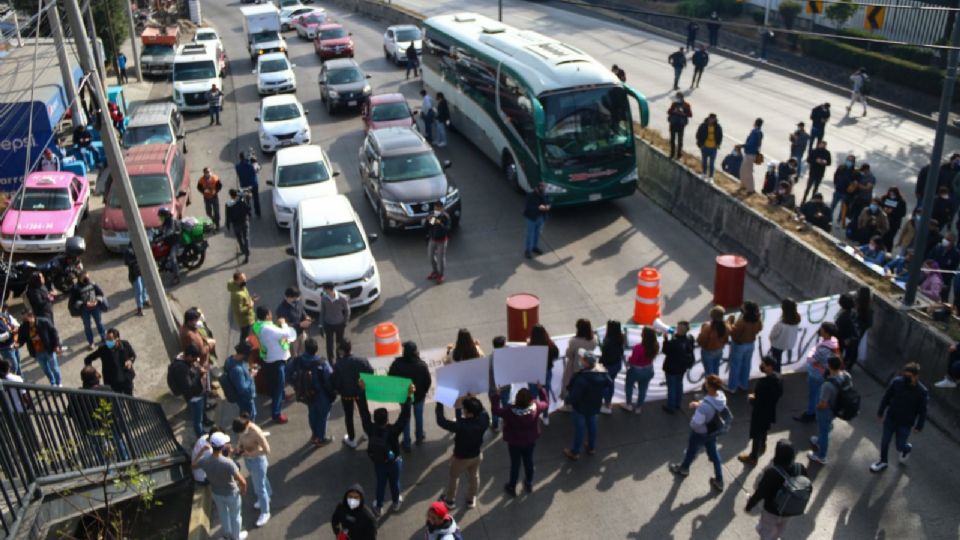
left=498, top=71, right=536, bottom=155
left=456, top=50, right=496, bottom=112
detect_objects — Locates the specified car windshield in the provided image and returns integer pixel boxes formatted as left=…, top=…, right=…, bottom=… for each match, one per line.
left=142, top=44, right=173, bottom=56
left=327, top=68, right=363, bottom=84
left=319, top=28, right=348, bottom=40
left=540, top=86, right=633, bottom=167
left=382, top=151, right=442, bottom=182
left=173, top=60, right=216, bottom=81
left=260, top=59, right=289, bottom=73
left=301, top=14, right=325, bottom=24
left=262, top=103, right=301, bottom=122
left=122, top=125, right=173, bottom=147
left=300, top=222, right=365, bottom=259
left=370, top=102, right=410, bottom=122
left=252, top=31, right=280, bottom=44
left=276, top=161, right=330, bottom=187
left=195, top=32, right=216, bottom=42
left=395, top=28, right=421, bottom=42
left=108, top=174, right=172, bottom=208
left=11, top=188, right=72, bottom=211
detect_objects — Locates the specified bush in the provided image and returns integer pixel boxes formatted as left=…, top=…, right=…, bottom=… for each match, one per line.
left=676, top=0, right=712, bottom=18
left=779, top=0, right=803, bottom=29
left=825, top=0, right=857, bottom=27
left=838, top=28, right=936, bottom=65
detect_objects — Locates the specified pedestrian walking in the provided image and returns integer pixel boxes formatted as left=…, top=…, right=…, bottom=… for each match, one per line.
left=255, top=307, right=297, bottom=424
left=662, top=321, right=695, bottom=413
left=234, top=153, right=261, bottom=218
left=745, top=440, right=810, bottom=540
left=122, top=245, right=147, bottom=316
left=333, top=339, right=373, bottom=448
left=117, top=52, right=128, bottom=84
left=738, top=356, right=783, bottom=466
left=767, top=299, right=800, bottom=371
left=319, top=282, right=350, bottom=361
left=276, top=287, right=311, bottom=356
left=227, top=272, right=257, bottom=345
left=870, top=362, right=927, bottom=472
left=562, top=348, right=612, bottom=461
left=426, top=202, right=451, bottom=284
left=668, top=48, right=687, bottom=90
left=405, top=42, right=420, bottom=79
left=846, top=67, right=870, bottom=117
left=697, top=306, right=731, bottom=376
left=357, top=380, right=414, bottom=516
left=490, top=385, right=548, bottom=496
left=434, top=93, right=450, bottom=147
left=0, top=311, right=20, bottom=375
left=707, top=12, right=721, bottom=46
left=599, top=320, right=625, bottom=414
left=808, top=355, right=852, bottom=464
left=695, top=113, right=722, bottom=179
left=721, top=145, right=743, bottom=177
left=288, top=338, right=337, bottom=446
left=686, top=20, right=699, bottom=50
left=197, top=167, right=223, bottom=231
left=331, top=485, right=378, bottom=540
left=167, top=345, right=208, bottom=438
left=560, top=319, right=597, bottom=402
left=728, top=301, right=763, bottom=393
left=420, top=89, right=435, bottom=142
left=691, top=45, right=709, bottom=88
left=388, top=341, right=432, bottom=451
left=69, top=272, right=107, bottom=350
left=523, top=182, right=551, bottom=259
left=225, top=189, right=252, bottom=263
left=208, top=84, right=223, bottom=126
left=789, top=122, right=810, bottom=176
left=223, top=342, right=257, bottom=420
left=623, top=327, right=658, bottom=414
left=759, top=29, right=774, bottom=61
left=83, top=328, right=135, bottom=395
left=740, top=118, right=764, bottom=193
left=527, top=324, right=560, bottom=424
left=18, top=310, right=61, bottom=385
left=802, top=140, right=831, bottom=204
left=669, top=374, right=729, bottom=491
left=436, top=396, right=489, bottom=509
left=232, top=413, right=272, bottom=527
left=425, top=502, right=461, bottom=540
left=38, top=148, right=60, bottom=172
left=192, top=432, right=248, bottom=540
left=794, top=323, right=839, bottom=423
left=667, top=93, right=692, bottom=159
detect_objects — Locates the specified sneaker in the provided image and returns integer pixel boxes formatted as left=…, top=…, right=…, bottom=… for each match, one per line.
left=710, top=478, right=724, bottom=492
left=586, top=447, right=596, bottom=456
left=466, top=497, right=477, bottom=509
left=531, top=247, right=544, bottom=255
left=427, top=272, right=438, bottom=280
left=391, top=495, right=403, bottom=512
left=558, top=404, right=572, bottom=413
left=415, top=437, right=425, bottom=446
left=312, top=436, right=333, bottom=447
left=256, top=513, right=270, bottom=527
left=372, top=504, right=382, bottom=517
left=524, top=251, right=532, bottom=259
left=239, top=532, right=248, bottom=540
left=668, top=463, right=689, bottom=476
left=343, top=435, right=358, bottom=448
left=935, top=377, right=958, bottom=389
left=541, top=416, right=550, bottom=426
left=634, top=406, right=643, bottom=415
left=563, top=448, right=580, bottom=461
left=737, top=453, right=757, bottom=466
left=435, top=275, right=445, bottom=285
left=869, top=461, right=888, bottom=473
left=621, top=404, right=634, bottom=413
left=504, top=483, right=517, bottom=497
left=807, top=451, right=827, bottom=465
left=899, top=445, right=912, bottom=464
left=599, top=405, right=613, bottom=415
left=273, top=414, right=288, bottom=424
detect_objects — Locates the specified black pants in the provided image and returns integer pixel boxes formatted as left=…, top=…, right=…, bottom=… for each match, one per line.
left=669, top=127, right=685, bottom=159
left=708, top=29, right=718, bottom=46
left=802, top=172, right=824, bottom=204
left=233, top=223, right=250, bottom=257
left=691, top=67, right=704, bottom=87
left=239, top=325, right=251, bottom=347
left=323, top=323, right=345, bottom=361
left=203, top=197, right=220, bottom=228
left=769, top=347, right=784, bottom=372
left=342, top=397, right=357, bottom=441
left=242, top=184, right=261, bottom=217
left=750, top=430, right=769, bottom=459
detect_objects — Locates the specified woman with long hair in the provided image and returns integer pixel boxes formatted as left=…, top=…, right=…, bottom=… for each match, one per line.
left=623, top=327, right=659, bottom=414
left=728, top=301, right=763, bottom=393
left=560, top=319, right=597, bottom=403
left=697, top=306, right=731, bottom=376
left=599, top=320, right=625, bottom=414
left=527, top=324, right=560, bottom=424
left=490, top=385, right=549, bottom=495
left=446, top=328, right=484, bottom=363
left=768, top=298, right=801, bottom=372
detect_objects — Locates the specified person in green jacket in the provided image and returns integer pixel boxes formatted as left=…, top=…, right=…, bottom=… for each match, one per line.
left=228, top=271, right=257, bottom=345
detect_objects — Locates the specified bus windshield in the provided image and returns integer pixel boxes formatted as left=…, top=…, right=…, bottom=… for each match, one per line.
left=540, top=86, right=632, bottom=167
left=173, top=60, right=216, bottom=81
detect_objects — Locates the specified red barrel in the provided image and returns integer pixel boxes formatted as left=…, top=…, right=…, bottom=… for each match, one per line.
left=714, top=255, right=748, bottom=309
left=506, top=293, right=540, bottom=342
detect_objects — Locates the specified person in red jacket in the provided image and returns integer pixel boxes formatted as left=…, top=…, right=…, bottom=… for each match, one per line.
left=490, top=385, right=548, bottom=496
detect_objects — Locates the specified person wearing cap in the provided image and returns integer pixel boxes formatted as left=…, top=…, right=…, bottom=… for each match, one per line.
left=224, top=341, right=258, bottom=421
left=319, top=282, right=350, bottom=361
left=193, top=431, right=248, bottom=540
left=275, top=287, right=311, bottom=356
left=669, top=374, right=729, bottom=491
left=425, top=501, right=461, bottom=540
left=331, top=484, right=378, bottom=539
left=253, top=306, right=297, bottom=424
left=333, top=339, right=373, bottom=448
left=436, top=396, right=490, bottom=509
left=169, top=345, right=209, bottom=438
left=228, top=272, right=257, bottom=345
left=562, top=348, right=612, bottom=461
left=38, top=148, right=60, bottom=172
left=357, top=380, right=415, bottom=516
left=789, top=122, right=810, bottom=176
left=387, top=341, right=432, bottom=451
left=232, top=413, right=272, bottom=528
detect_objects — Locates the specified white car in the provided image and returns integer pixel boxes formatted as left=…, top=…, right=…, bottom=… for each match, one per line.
left=255, top=52, right=297, bottom=95
left=280, top=6, right=314, bottom=31
left=256, top=94, right=311, bottom=153
left=383, top=24, right=422, bottom=65
left=193, top=27, right=222, bottom=50
left=291, top=9, right=328, bottom=40
left=269, top=145, right=340, bottom=227
left=289, top=195, right=381, bottom=309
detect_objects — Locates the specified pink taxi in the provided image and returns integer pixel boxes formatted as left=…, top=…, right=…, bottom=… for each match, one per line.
left=0, top=171, right=90, bottom=253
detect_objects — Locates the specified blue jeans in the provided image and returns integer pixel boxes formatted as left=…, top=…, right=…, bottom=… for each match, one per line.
left=679, top=431, right=723, bottom=481
left=422, top=109, right=435, bottom=141
left=491, top=391, right=510, bottom=429
left=239, top=398, right=256, bottom=422
left=508, top=443, right=535, bottom=487
left=728, top=342, right=755, bottom=391
left=132, top=276, right=148, bottom=308
left=624, top=365, right=654, bottom=407
left=701, top=349, right=722, bottom=376
left=211, top=492, right=242, bottom=540
left=815, top=408, right=833, bottom=459
left=603, top=363, right=621, bottom=405
left=830, top=191, right=846, bottom=219
left=81, top=307, right=106, bottom=346
left=1, top=348, right=21, bottom=375
left=308, top=397, right=332, bottom=440
left=434, top=120, right=447, bottom=146
left=879, top=416, right=912, bottom=463
left=36, top=351, right=61, bottom=385
left=666, top=373, right=684, bottom=410
left=571, top=412, right=597, bottom=455
left=672, top=67, right=682, bottom=88
left=805, top=367, right=825, bottom=416
left=244, top=454, right=272, bottom=514
left=402, top=400, right=425, bottom=448
left=264, top=361, right=285, bottom=418
left=374, top=457, right=402, bottom=507
left=792, top=151, right=805, bottom=176
left=525, top=216, right=545, bottom=254
left=209, top=105, right=221, bottom=124
left=188, top=397, right=205, bottom=438
left=701, top=147, right=717, bottom=177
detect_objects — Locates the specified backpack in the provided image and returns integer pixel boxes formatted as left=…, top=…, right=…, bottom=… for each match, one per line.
left=218, top=362, right=240, bottom=404
left=366, top=428, right=392, bottom=464
left=772, top=465, right=813, bottom=516
left=291, top=358, right=318, bottom=403
left=828, top=376, right=861, bottom=421
left=166, top=362, right=187, bottom=397
left=705, top=401, right=733, bottom=436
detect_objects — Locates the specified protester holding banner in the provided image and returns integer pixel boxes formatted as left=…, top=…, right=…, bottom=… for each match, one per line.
left=599, top=321, right=626, bottom=415
left=728, top=302, right=764, bottom=393
left=356, top=380, right=414, bottom=516
left=488, top=336, right=510, bottom=433
left=794, top=323, right=839, bottom=423
left=490, top=385, right=548, bottom=496
left=436, top=397, right=490, bottom=509
left=388, top=342, right=432, bottom=451
left=662, top=321, right=695, bottom=413
left=527, top=324, right=560, bottom=424
left=445, top=328, right=485, bottom=363
left=697, top=307, right=731, bottom=376
left=623, top=327, right=659, bottom=414
left=768, top=299, right=801, bottom=372
left=333, top=339, right=373, bottom=449
left=563, top=349, right=612, bottom=461
left=560, top=319, right=597, bottom=403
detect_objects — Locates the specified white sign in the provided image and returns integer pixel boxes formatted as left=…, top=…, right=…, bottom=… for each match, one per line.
left=493, top=346, right=548, bottom=386
left=435, top=356, right=491, bottom=403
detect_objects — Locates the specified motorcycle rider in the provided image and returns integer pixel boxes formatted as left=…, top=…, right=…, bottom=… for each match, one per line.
left=157, top=208, right=182, bottom=285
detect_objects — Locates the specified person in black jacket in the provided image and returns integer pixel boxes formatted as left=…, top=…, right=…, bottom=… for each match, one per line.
left=563, top=349, right=613, bottom=461
left=357, top=382, right=413, bottom=516
left=690, top=45, right=709, bottom=88
left=168, top=344, right=207, bottom=438
left=800, top=193, right=832, bottom=233
left=738, top=356, right=783, bottom=465
left=69, top=272, right=107, bottom=350
left=436, top=397, right=490, bottom=510
left=870, top=362, right=928, bottom=473
left=802, top=140, right=832, bottom=205
left=523, top=183, right=551, bottom=259
left=224, top=189, right=252, bottom=264
left=745, top=439, right=808, bottom=539
left=18, top=310, right=61, bottom=385
left=25, top=273, right=55, bottom=322
left=387, top=341, right=432, bottom=451
left=834, top=294, right=859, bottom=371
left=331, top=484, right=378, bottom=540
left=426, top=202, right=451, bottom=284
left=662, top=322, right=695, bottom=413
left=334, top=339, right=373, bottom=448
left=83, top=327, right=136, bottom=395
left=434, top=93, right=450, bottom=147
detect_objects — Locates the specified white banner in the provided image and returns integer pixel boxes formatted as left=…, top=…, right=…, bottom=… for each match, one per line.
left=493, top=346, right=548, bottom=386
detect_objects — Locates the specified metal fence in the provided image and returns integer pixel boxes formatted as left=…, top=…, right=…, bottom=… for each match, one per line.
left=0, top=381, right=186, bottom=537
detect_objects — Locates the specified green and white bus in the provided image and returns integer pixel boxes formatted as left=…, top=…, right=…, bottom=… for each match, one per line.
left=422, top=12, right=649, bottom=206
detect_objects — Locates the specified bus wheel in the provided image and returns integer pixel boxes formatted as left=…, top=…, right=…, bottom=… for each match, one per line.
left=502, top=153, right=522, bottom=193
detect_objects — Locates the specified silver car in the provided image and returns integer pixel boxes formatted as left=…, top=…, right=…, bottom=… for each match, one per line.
left=318, top=58, right=372, bottom=115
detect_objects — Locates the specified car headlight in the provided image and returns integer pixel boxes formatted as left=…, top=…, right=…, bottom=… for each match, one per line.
left=328, top=90, right=339, bottom=98
left=301, top=274, right=322, bottom=290
left=442, top=185, right=460, bottom=205
left=543, top=183, right=567, bottom=194
left=362, top=84, right=371, bottom=95
left=382, top=199, right=406, bottom=216
left=362, top=264, right=375, bottom=280
left=620, top=170, right=639, bottom=183
left=299, top=128, right=310, bottom=137
left=276, top=205, right=293, bottom=214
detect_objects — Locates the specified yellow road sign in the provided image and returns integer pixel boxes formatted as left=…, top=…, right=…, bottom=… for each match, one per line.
left=806, top=0, right=823, bottom=14
left=864, top=5, right=886, bottom=30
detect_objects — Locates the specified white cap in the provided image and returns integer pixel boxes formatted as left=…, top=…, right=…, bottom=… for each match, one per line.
left=209, top=432, right=230, bottom=448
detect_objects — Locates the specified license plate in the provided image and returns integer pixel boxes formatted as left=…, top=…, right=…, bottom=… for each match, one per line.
left=348, top=100, right=357, bottom=107
left=280, top=140, right=295, bottom=147
left=589, top=193, right=602, bottom=201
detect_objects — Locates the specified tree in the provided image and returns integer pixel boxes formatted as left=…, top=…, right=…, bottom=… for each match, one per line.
left=778, top=0, right=803, bottom=29
left=11, top=0, right=128, bottom=62
left=825, top=0, right=858, bottom=28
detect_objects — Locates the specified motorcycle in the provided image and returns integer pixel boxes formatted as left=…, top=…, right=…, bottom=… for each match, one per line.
left=0, top=237, right=85, bottom=300
left=151, top=216, right=212, bottom=276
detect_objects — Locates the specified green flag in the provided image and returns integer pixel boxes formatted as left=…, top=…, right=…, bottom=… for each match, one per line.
left=360, top=374, right=411, bottom=403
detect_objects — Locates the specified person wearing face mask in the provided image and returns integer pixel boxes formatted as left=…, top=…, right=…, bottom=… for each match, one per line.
left=932, top=185, right=957, bottom=232
left=847, top=163, right=876, bottom=228
left=331, top=484, right=378, bottom=540
left=854, top=198, right=889, bottom=244
left=761, top=162, right=778, bottom=195
left=667, top=93, right=692, bottom=160
left=721, top=144, right=743, bottom=177
left=424, top=501, right=461, bottom=540
left=929, top=233, right=960, bottom=301
left=69, top=272, right=107, bottom=350
left=799, top=192, right=832, bottom=233
left=919, top=259, right=944, bottom=301
left=880, top=187, right=907, bottom=250
left=275, top=287, right=311, bottom=356
left=855, top=235, right=887, bottom=266
left=802, top=140, right=831, bottom=205
left=870, top=362, right=928, bottom=473
left=82, top=327, right=136, bottom=395
left=831, top=155, right=858, bottom=223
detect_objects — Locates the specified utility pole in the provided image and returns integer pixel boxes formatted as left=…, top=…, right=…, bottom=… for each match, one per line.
left=903, top=14, right=960, bottom=306
left=63, top=0, right=182, bottom=360
left=125, top=0, right=143, bottom=81
left=46, top=0, right=84, bottom=129
left=83, top=2, right=107, bottom=89
left=499, top=0, right=503, bottom=22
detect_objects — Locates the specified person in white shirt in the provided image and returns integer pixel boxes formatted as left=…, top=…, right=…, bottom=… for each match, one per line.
left=253, top=306, right=297, bottom=424
left=38, top=148, right=60, bottom=172
left=420, top=89, right=435, bottom=143
left=767, top=298, right=801, bottom=372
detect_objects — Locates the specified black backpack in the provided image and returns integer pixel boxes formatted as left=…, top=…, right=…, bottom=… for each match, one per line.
left=828, top=376, right=861, bottom=421
left=166, top=362, right=187, bottom=397
left=291, top=358, right=318, bottom=404
left=772, top=464, right=813, bottom=516
left=705, top=401, right=734, bottom=436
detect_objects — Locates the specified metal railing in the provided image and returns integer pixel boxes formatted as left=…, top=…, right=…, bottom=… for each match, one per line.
left=0, top=381, right=186, bottom=537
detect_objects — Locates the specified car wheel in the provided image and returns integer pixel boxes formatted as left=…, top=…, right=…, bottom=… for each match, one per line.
left=378, top=207, right=391, bottom=235
left=326, top=98, right=334, bottom=115
left=503, top=152, right=522, bottom=192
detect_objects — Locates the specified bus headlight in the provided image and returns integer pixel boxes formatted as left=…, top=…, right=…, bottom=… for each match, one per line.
left=543, top=183, right=567, bottom=194
left=620, top=170, right=638, bottom=183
